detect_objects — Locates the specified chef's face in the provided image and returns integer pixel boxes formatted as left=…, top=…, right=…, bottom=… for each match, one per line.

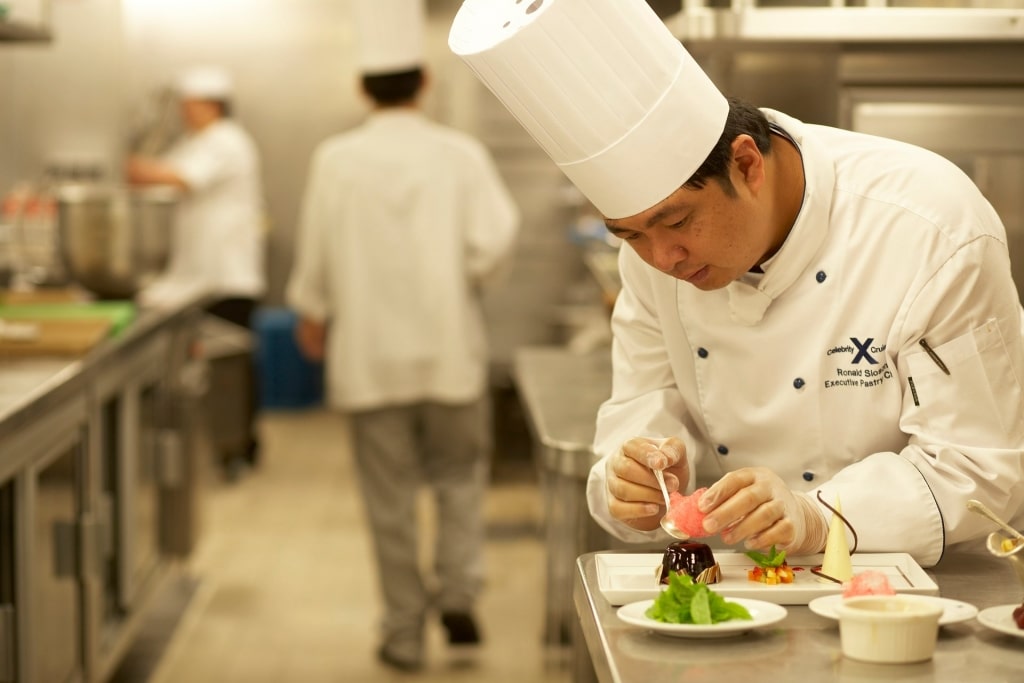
left=603, top=135, right=776, bottom=291
left=179, top=98, right=222, bottom=131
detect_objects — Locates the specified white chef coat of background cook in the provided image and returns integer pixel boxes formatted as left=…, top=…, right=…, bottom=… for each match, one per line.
left=141, top=118, right=266, bottom=305
left=285, top=109, right=519, bottom=411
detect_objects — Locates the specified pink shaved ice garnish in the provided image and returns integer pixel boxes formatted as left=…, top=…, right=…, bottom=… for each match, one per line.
left=842, top=570, right=896, bottom=598
left=666, top=487, right=711, bottom=538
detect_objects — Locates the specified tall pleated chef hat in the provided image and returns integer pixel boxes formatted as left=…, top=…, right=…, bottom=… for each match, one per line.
left=176, top=66, right=233, bottom=100
left=448, top=0, right=728, bottom=219
left=352, top=0, right=426, bottom=76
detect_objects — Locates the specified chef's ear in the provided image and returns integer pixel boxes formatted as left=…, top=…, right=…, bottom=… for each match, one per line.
left=731, top=134, right=766, bottom=194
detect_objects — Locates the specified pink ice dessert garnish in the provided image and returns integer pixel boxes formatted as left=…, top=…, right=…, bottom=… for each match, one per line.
left=842, top=570, right=896, bottom=598
left=666, top=487, right=711, bottom=538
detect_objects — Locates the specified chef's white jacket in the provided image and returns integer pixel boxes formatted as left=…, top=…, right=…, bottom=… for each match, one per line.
left=141, top=119, right=266, bottom=306
left=285, top=110, right=519, bottom=411
left=587, top=110, right=1024, bottom=567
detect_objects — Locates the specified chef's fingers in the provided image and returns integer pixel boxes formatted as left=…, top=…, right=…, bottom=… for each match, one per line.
left=719, top=497, right=789, bottom=547
left=605, top=456, right=662, bottom=526
left=616, top=440, right=682, bottom=492
left=609, top=446, right=661, bottom=491
left=656, top=437, right=686, bottom=472
left=627, top=436, right=685, bottom=471
left=606, top=497, right=662, bottom=529
left=698, top=468, right=770, bottom=533
left=698, top=468, right=759, bottom=513
left=702, top=469, right=828, bottom=555
left=661, top=439, right=689, bottom=490
left=620, top=437, right=665, bottom=468
left=743, top=517, right=798, bottom=552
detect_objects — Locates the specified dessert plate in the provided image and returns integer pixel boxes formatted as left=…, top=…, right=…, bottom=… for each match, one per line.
left=596, top=551, right=939, bottom=606
left=977, top=604, right=1024, bottom=639
left=617, top=598, right=788, bottom=639
left=808, top=593, right=978, bottom=625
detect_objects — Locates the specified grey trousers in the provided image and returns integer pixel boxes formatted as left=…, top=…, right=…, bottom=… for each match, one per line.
left=350, top=398, right=491, bottom=646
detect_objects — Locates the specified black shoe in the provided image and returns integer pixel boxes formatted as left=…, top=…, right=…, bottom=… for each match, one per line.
left=244, top=437, right=260, bottom=466
left=376, top=644, right=423, bottom=673
left=441, top=611, right=481, bottom=645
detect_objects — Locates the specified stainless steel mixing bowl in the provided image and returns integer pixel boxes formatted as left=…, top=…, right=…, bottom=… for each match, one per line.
left=56, top=183, right=179, bottom=299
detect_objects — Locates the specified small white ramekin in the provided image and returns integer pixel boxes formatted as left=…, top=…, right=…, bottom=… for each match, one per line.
left=835, top=595, right=943, bottom=664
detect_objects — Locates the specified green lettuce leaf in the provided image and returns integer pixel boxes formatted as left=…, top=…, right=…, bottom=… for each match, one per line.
left=645, top=573, right=752, bottom=624
left=745, top=544, right=787, bottom=568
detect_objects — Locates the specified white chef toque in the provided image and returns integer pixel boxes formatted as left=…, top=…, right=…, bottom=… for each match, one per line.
left=352, top=0, right=426, bottom=76
left=176, top=66, right=233, bottom=100
left=448, top=0, right=729, bottom=220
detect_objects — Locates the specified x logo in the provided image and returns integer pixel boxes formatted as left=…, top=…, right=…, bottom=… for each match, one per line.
left=850, top=337, right=878, bottom=365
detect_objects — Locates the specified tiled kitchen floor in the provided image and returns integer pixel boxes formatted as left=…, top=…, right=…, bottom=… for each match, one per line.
left=114, top=407, right=572, bottom=683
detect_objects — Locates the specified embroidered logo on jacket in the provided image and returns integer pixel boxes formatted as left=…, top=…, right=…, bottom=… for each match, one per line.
left=824, top=338, right=891, bottom=389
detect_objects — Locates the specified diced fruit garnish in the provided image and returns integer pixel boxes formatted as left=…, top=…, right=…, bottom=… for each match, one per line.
left=745, top=545, right=796, bottom=585
left=747, top=565, right=795, bottom=585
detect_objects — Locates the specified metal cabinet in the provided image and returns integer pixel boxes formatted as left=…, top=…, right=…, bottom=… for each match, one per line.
left=0, top=300, right=203, bottom=683
left=0, top=393, right=89, bottom=683
left=85, top=324, right=193, bottom=683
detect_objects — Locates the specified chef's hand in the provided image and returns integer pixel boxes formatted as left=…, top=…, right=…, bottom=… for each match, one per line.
left=124, top=156, right=188, bottom=190
left=698, top=467, right=827, bottom=556
left=294, top=317, right=327, bottom=362
left=605, top=437, right=689, bottom=532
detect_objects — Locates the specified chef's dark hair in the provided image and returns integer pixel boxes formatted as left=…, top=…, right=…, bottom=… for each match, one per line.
left=684, top=97, right=772, bottom=196
left=188, top=97, right=232, bottom=118
left=210, top=100, right=232, bottom=118
left=361, top=68, right=424, bottom=106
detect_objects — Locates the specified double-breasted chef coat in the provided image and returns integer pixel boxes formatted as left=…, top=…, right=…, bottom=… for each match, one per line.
left=587, top=110, right=1024, bottom=567
left=140, top=119, right=266, bottom=307
left=285, top=110, right=519, bottom=411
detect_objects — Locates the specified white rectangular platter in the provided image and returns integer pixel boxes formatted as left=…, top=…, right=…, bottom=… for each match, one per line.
left=595, top=551, right=938, bottom=606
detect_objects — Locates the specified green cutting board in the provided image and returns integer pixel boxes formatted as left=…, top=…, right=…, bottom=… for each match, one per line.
left=0, top=301, right=136, bottom=336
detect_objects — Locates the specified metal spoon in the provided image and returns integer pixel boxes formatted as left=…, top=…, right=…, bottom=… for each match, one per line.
left=967, top=499, right=1024, bottom=542
left=653, top=469, right=688, bottom=539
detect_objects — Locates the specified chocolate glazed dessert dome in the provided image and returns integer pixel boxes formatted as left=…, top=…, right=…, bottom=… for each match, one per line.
left=657, top=541, right=722, bottom=585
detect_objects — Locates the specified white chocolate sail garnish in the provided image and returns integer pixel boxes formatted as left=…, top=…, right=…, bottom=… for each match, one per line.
left=820, top=495, right=854, bottom=583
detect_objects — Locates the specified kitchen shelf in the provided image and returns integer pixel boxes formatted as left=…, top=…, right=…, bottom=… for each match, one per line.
left=667, top=7, right=1024, bottom=43
left=0, top=20, right=51, bottom=42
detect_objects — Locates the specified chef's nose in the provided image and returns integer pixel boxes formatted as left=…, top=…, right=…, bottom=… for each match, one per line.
left=650, top=237, right=688, bottom=274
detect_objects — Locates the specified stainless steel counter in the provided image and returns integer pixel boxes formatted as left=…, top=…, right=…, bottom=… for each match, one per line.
left=0, top=294, right=208, bottom=682
left=575, top=542, right=1024, bottom=683
left=515, top=345, right=653, bottom=679
left=513, top=345, right=613, bottom=476
left=513, top=345, right=614, bottom=670
left=0, top=296, right=204, bottom=441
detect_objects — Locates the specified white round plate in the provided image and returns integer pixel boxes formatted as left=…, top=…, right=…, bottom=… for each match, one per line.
left=977, top=604, right=1024, bottom=639
left=808, top=594, right=978, bottom=626
left=617, top=598, right=787, bottom=639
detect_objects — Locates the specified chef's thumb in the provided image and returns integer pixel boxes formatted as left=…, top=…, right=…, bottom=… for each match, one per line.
left=655, top=436, right=686, bottom=467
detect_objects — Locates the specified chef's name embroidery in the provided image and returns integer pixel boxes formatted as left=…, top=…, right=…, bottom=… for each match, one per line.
left=824, top=338, right=891, bottom=389
left=824, top=362, right=892, bottom=389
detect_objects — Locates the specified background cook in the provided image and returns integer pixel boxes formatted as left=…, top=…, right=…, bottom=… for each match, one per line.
left=287, top=0, right=520, bottom=672
left=126, top=65, right=267, bottom=474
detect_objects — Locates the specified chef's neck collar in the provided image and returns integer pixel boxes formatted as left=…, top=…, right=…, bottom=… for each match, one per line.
left=757, top=121, right=807, bottom=268
left=769, top=122, right=799, bottom=149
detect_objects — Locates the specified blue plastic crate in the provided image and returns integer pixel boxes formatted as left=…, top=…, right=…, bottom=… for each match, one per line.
left=253, top=307, right=324, bottom=409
